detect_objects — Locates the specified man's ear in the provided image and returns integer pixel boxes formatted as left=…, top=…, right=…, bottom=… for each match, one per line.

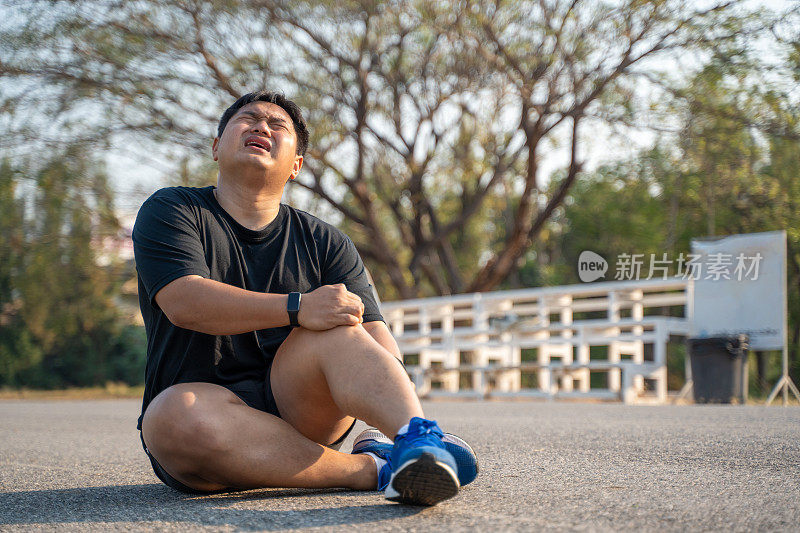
left=212, top=137, right=219, bottom=161
left=289, top=155, right=304, bottom=180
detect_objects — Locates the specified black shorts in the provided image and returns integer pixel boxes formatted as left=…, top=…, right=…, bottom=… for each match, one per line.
left=140, top=377, right=357, bottom=494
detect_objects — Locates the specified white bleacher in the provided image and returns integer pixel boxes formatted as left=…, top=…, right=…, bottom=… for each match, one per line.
left=381, top=278, right=690, bottom=404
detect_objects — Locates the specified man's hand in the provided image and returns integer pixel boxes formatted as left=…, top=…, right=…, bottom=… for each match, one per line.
left=298, top=284, right=364, bottom=330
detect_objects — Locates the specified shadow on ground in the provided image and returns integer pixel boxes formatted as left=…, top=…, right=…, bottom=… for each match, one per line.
left=2, top=484, right=424, bottom=530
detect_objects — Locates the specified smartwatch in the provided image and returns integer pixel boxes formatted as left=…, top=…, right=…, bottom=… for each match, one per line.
left=287, top=292, right=301, bottom=327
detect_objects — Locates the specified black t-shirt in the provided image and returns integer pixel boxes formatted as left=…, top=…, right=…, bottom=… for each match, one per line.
left=132, top=185, right=383, bottom=430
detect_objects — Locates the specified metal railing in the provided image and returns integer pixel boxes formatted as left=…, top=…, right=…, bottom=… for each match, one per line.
left=381, top=278, right=691, bottom=404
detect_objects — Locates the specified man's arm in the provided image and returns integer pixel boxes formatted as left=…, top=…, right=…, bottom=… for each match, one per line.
left=362, top=320, right=402, bottom=362
left=156, top=275, right=364, bottom=335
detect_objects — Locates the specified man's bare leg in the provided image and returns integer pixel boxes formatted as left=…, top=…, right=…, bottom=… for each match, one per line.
left=141, top=383, right=376, bottom=491
left=270, top=323, right=423, bottom=443
left=141, top=324, right=423, bottom=491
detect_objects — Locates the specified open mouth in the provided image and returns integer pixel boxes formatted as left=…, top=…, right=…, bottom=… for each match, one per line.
left=244, top=136, right=270, bottom=152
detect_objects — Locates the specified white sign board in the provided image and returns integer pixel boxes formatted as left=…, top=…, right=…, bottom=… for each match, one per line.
left=689, top=231, right=786, bottom=350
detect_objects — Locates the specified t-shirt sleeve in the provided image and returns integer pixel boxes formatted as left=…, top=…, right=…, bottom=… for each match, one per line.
left=323, top=234, right=384, bottom=323
left=132, top=190, right=210, bottom=308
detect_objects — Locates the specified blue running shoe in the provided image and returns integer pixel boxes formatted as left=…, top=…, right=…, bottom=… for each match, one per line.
left=352, top=428, right=479, bottom=486
left=386, top=417, right=459, bottom=506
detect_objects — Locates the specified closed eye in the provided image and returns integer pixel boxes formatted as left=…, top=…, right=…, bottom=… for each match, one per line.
left=236, top=111, right=290, bottom=130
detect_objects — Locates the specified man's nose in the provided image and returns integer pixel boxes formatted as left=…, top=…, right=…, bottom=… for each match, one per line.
left=251, top=121, right=272, bottom=136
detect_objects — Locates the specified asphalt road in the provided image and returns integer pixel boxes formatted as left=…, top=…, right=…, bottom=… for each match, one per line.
left=1, top=399, right=799, bottom=532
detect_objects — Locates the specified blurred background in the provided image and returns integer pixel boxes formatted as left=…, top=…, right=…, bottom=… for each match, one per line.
left=0, top=0, right=797, bottom=395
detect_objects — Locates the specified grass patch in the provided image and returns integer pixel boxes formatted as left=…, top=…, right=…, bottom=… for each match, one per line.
left=0, top=382, right=144, bottom=400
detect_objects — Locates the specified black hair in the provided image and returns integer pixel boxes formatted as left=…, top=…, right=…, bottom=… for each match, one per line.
left=217, top=91, right=309, bottom=156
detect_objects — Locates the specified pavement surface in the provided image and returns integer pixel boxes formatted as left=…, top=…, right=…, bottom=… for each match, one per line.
left=1, top=399, right=799, bottom=532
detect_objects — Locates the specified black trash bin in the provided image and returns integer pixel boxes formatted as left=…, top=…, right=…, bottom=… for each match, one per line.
left=688, top=335, right=749, bottom=403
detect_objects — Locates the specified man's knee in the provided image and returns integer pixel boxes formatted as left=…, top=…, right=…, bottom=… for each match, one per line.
left=142, top=383, right=236, bottom=462
left=287, top=324, right=374, bottom=355
left=292, top=323, right=363, bottom=341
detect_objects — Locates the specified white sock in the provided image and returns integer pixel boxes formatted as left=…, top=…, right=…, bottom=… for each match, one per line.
left=396, top=423, right=410, bottom=436
left=364, top=452, right=387, bottom=479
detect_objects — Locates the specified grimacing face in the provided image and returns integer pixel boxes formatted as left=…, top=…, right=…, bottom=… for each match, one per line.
left=212, top=101, right=303, bottom=184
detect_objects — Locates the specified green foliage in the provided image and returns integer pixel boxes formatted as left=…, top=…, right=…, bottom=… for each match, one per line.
left=0, top=151, right=145, bottom=388
left=554, top=148, right=672, bottom=283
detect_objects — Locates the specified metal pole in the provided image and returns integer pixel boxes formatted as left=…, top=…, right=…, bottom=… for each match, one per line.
left=783, top=345, right=789, bottom=406
left=783, top=232, right=788, bottom=406
left=766, top=233, right=799, bottom=405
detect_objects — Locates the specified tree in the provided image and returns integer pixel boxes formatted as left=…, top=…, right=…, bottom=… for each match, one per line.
left=0, top=148, right=145, bottom=388
left=550, top=147, right=673, bottom=283
left=0, top=158, right=42, bottom=384
left=0, top=0, right=763, bottom=298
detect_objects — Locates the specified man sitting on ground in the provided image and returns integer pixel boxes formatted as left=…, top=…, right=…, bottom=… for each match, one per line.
left=133, top=90, right=478, bottom=506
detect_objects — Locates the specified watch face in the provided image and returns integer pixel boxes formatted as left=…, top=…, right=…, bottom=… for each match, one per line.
left=288, top=292, right=301, bottom=312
